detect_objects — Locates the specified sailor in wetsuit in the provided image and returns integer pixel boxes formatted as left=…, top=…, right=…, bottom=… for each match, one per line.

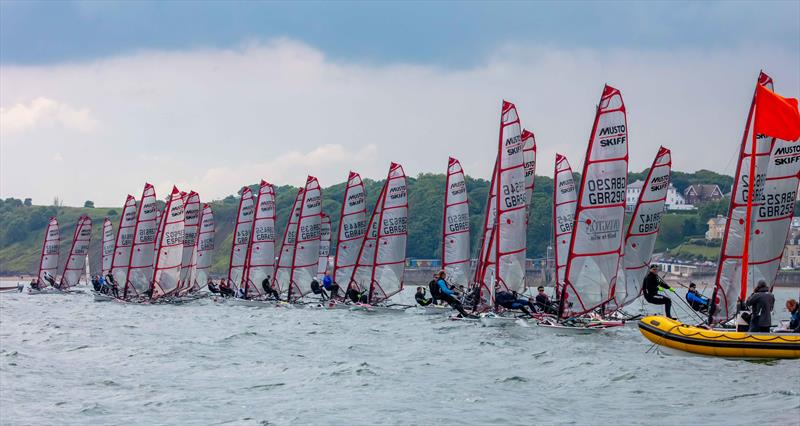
left=310, top=278, right=328, bottom=300
left=495, top=286, right=535, bottom=317
left=345, top=285, right=368, bottom=304
left=261, top=276, right=280, bottom=300
left=434, top=271, right=474, bottom=318
left=415, top=287, right=432, bottom=306
left=642, top=265, right=674, bottom=318
left=685, top=282, right=714, bottom=315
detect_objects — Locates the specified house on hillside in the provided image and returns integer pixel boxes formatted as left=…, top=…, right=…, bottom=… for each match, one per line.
left=626, top=180, right=694, bottom=212
left=706, top=215, right=727, bottom=240
left=781, top=219, right=800, bottom=269
left=684, top=184, right=724, bottom=204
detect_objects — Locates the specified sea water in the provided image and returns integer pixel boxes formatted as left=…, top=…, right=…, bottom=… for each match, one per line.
left=1, top=282, right=798, bottom=425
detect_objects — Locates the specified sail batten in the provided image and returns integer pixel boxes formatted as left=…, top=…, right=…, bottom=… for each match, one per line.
left=442, top=157, right=470, bottom=287
left=244, top=181, right=276, bottom=297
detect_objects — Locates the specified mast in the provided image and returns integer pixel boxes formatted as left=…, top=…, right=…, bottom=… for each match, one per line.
left=563, top=85, right=629, bottom=316
left=318, top=213, right=332, bottom=277
left=243, top=180, right=276, bottom=298
left=37, top=217, right=60, bottom=287
left=332, top=171, right=367, bottom=287
left=151, top=186, right=185, bottom=299
left=350, top=180, right=387, bottom=296
left=194, top=204, right=215, bottom=290
left=474, top=157, right=499, bottom=309
left=713, top=72, right=774, bottom=323
left=60, top=216, right=92, bottom=288
left=442, top=157, right=470, bottom=287
left=614, top=146, right=672, bottom=308
left=227, top=186, right=254, bottom=290
left=110, top=195, right=137, bottom=290
left=553, top=154, right=577, bottom=300
left=274, top=189, right=304, bottom=295
left=123, top=183, right=158, bottom=299
left=101, top=217, right=115, bottom=276
left=178, top=191, right=201, bottom=294
left=286, top=176, right=323, bottom=301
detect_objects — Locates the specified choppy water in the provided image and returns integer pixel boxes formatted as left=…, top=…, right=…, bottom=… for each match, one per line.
left=1, top=283, right=798, bottom=426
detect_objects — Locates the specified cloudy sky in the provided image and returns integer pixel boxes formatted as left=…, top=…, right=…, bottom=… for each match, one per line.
left=1, top=1, right=798, bottom=206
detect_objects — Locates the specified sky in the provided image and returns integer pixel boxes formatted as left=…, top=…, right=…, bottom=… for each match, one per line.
left=1, top=0, right=798, bottom=206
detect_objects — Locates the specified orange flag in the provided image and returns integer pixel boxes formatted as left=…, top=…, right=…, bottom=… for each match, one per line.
left=754, top=84, right=800, bottom=141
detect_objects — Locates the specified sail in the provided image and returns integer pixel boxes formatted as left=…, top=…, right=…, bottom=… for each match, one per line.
left=615, top=146, right=672, bottom=308
left=227, top=186, right=254, bottom=290
left=101, top=218, right=114, bottom=276
left=123, top=183, right=158, bottom=299
left=564, top=85, right=628, bottom=315
left=522, top=129, right=537, bottom=216
left=194, top=204, right=215, bottom=289
left=352, top=163, right=408, bottom=304
left=351, top=183, right=384, bottom=293
left=243, top=181, right=276, bottom=298
left=553, top=154, right=577, bottom=296
left=274, top=189, right=304, bottom=294
left=318, top=213, right=332, bottom=277
left=151, top=186, right=185, bottom=299
left=37, top=217, right=60, bottom=286
left=153, top=209, right=164, bottom=265
left=442, top=157, right=470, bottom=287
left=179, top=191, right=201, bottom=292
left=333, top=171, right=367, bottom=287
left=713, top=72, right=777, bottom=322
left=110, top=195, right=137, bottom=289
left=60, top=216, right=92, bottom=288
left=287, top=176, right=323, bottom=300
left=474, top=158, right=499, bottom=306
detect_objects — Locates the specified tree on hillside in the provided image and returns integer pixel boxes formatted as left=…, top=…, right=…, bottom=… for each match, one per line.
left=23, top=198, right=32, bottom=206
left=84, top=200, right=95, bottom=208
left=107, top=209, right=118, bottom=216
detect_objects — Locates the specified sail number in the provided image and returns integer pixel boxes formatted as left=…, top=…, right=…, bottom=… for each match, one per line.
left=587, top=177, right=625, bottom=205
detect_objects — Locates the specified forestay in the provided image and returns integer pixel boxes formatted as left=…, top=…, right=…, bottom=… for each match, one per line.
left=352, top=163, right=408, bottom=304
left=151, top=186, right=185, bottom=299
left=287, top=176, right=322, bottom=300
left=37, top=217, right=59, bottom=286
left=101, top=218, right=115, bottom=276
left=61, top=216, right=92, bottom=288
left=713, top=72, right=776, bottom=322
left=194, top=204, right=215, bottom=290
left=442, top=157, right=470, bottom=287
left=244, top=181, right=276, bottom=298
left=318, top=213, right=332, bottom=277
left=615, top=146, right=671, bottom=308
left=227, top=187, right=254, bottom=290
left=124, top=183, right=159, bottom=299
left=553, top=154, right=577, bottom=297
left=274, top=189, right=304, bottom=294
left=110, top=195, right=137, bottom=289
left=333, top=172, right=367, bottom=288
left=179, top=191, right=201, bottom=292
left=564, top=85, right=628, bottom=315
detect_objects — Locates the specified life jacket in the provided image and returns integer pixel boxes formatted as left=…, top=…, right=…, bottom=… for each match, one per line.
left=428, top=280, right=441, bottom=298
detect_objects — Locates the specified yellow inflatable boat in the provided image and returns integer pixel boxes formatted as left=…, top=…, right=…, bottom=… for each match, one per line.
left=638, top=316, right=800, bottom=359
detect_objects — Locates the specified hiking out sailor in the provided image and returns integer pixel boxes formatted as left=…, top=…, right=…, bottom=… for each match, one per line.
left=428, top=273, right=442, bottom=305
left=30, top=278, right=42, bottom=291
left=43, top=272, right=56, bottom=288
left=345, top=285, right=368, bottom=304
left=495, top=286, right=535, bottom=317
left=261, top=276, right=280, bottom=300
left=98, top=275, right=110, bottom=294
left=322, top=274, right=340, bottom=298
left=218, top=279, right=235, bottom=298
left=207, top=278, right=219, bottom=294
left=642, top=265, right=674, bottom=319
left=106, top=273, right=119, bottom=297
left=786, top=299, right=800, bottom=333
left=91, top=275, right=102, bottom=292
left=310, top=278, right=328, bottom=300
left=746, top=281, right=774, bottom=333
left=434, top=270, right=473, bottom=318
left=685, top=283, right=715, bottom=315
left=415, top=287, right=432, bottom=306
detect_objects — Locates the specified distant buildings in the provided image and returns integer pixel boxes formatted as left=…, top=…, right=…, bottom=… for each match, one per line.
left=780, top=217, right=800, bottom=269
left=706, top=215, right=727, bottom=240
left=626, top=180, right=693, bottom=212
left=684, top=184, right=724, bottom=205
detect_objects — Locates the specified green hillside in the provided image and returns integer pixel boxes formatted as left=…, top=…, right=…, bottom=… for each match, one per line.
left=2, top=170, right=797, bottom=277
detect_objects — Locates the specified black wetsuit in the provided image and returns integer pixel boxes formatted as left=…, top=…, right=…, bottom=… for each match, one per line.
left=262, top=278, right=280, bottom=300
left=208, top=283, right=220, bottom=294
left=428, top=280, right=441, bottom=305
left=496, top=291, right=533, bottom=316
left=415, top=291, right=432, bottom=306
left=346, top=287, right=368, bottom=304
left=310, top=280, right=328, bottom=300
left=91, top=278, right=101, bottom=292
left=642, top=272, right=672, bottom=318
left=746, top=287, right=775, bottom=333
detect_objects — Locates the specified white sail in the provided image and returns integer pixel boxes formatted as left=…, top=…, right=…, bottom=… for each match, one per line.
left=60, top=216, right=92, bottom=288
left=475, top=159, right=498, bottom=307
left=194, top=204, right=215, bottom=290
left=101, top=218, right=114, bottom=276
left=37, top=217, right=60, bottom=287
left=333, top=171, right=367, bottom=287
left=227, top=186, right=254, bottom=290
left=318, top=213, right=331, bottom=277
left=274, top=189, right=304, bottom=294
left=244, top=181, right=276, bottom=297
left=151, top=186, right=185, bottom=299
left=179, top=191, right=201, bottom=292
left=713, top=72, right=776, bottom=322
left=110, top=195, right=137, bottom=289
left=442, top=157, right=470, bottom=287
left=615, top=146, right=672, bottom=308
left=564, top=85, right=628, bottom=315
left=352, top=163, right=407, bottom=304
left=553, top=154, right=577, bottom=296
left=123, top=183, right=158, bottom=299
left=522, top=129, right=537, bottom=217
left=287, top=176, right=322, bottom=300
left=152, top=208, right=163, bottom=266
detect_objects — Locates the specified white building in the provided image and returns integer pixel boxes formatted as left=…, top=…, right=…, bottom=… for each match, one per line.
left=626, top=180, right=694, bottom=212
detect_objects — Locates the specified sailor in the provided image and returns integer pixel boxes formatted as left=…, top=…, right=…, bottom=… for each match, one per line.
left=322, top=274, right=340, bottom=298
left=106, top=273, right=119, bottom=298
left=746, top=281, right=774, bottom=333
left=463, top=284, right=481, bottom=312
left=91, top=275, right=102, bottom=292
left=435, top=270, right=473, bottom=318
left=642, top=265, right=674, bottom=319
left=261, top=276, right=280, bottom=300
left=785, top=299, right=799, bottom=333
left=30, top=278, right=41, bottom=291
left=415, top=287, right=432, bottom=306
left=495, top=286, right=535, bottom=317
left=534, top=286, right=556, bottom=314
left=218, top=279, right=235, bottom=297
left=685, top=283, right=714, bottom=315
left=207, top=278, right=220, bottom=294
left=345, top=285, right=368, bottom=304
left=44, top=272, right=56, bottom=288
left=428, top=273, right=442, bottom=305
left=236, top=286, right=246, bottom=299
left=310, top=278, right=328, bottom=300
